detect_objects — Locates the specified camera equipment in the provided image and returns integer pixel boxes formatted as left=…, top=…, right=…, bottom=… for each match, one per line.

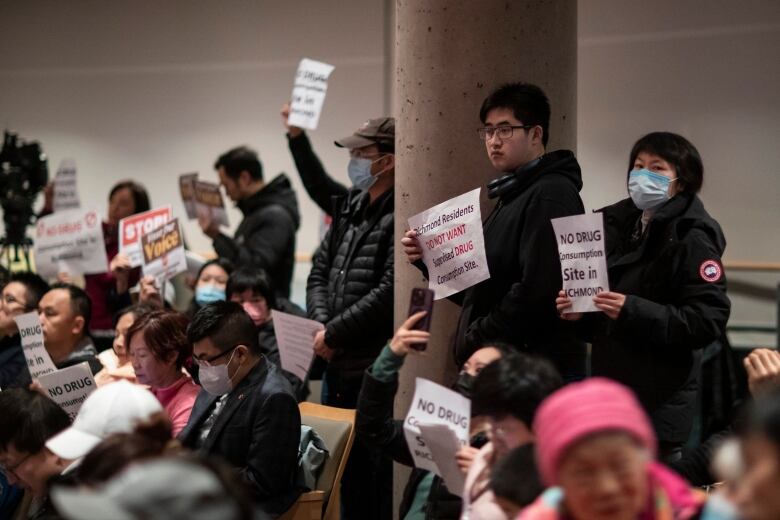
left=0, top=130, right=49, bottom=266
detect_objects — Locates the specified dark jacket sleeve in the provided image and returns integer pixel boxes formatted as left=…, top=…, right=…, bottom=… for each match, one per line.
left=356, top=368, right=415, bottom=467
left=669, top=426, right=732, bottom=486
left=0, top=348, right=25, bottom=389
left=324, top=240, right=394, bottom=349
left=241, top=392, right=301, bottom=507
left=464, top=195, right=576, bottom=349
left=287, top=132, right=349, bottom=215
left=615, top=228, right=731, bottom=350
left=213, top=206, right=295, bottom=274
left=306, top=232, right=332, bottom=324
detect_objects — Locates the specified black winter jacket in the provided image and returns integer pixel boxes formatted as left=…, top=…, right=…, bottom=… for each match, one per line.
left=289, top=134, right=394, bottom=377
left=585, top=193, right=731, bottom=444
left=213, top=174, right=300, bottom=299
left=453, top=151, right=586, bottom=377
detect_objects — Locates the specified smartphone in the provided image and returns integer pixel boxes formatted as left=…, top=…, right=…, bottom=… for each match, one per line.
left=408, top=287, right=434, bottom=351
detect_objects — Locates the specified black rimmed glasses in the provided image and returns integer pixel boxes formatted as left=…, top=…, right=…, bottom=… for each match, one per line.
left=477, top=125, right=534, bottom=141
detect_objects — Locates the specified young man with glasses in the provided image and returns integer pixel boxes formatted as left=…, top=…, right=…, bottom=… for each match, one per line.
left=0, top=272, right=49, bottom=389
left=402, top=82, right=587, bottom=380
left=179, top=301, right=301, bottom=517
left=281, top=107, right=395, bottom=520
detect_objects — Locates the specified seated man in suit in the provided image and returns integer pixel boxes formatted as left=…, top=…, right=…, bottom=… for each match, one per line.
left=179, top=301, right=301, bottom=516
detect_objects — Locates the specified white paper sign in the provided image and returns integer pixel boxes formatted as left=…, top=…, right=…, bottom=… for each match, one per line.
left=179, top=173, right=199, bottom=220
left=141, top=219, right=187, bottom=286
left=417, top=423, right=467, bottom=496
left=551, top=213, right=610, bottom=313
left=408, top=188, right=490, bottom=299
left=194, top=181, right=229, bottom=228
left=287, top=58, right=335, bottom=130
left=33, top=209, right=109, bottom=279
left=13, top=312, right=56, bottom=380
left=37, top=362, right=96, bottom=421
left=53, top=158, right=80, bottom=211
left=403, top=378, right=471, bottom=476
left=118, top=206, right=173, bottom=267
left=271, top=310, right=324, bottom=382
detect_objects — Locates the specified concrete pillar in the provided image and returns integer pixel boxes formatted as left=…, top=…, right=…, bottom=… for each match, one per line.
left=393, top=0, right=577, bottom=512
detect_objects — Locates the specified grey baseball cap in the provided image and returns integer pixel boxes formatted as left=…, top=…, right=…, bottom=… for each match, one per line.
left=334, top=117, right=395, bottom=150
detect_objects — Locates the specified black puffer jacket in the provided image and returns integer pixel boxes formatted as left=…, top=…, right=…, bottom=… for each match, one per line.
left=213, top=174, right=300, bottom=298
left=581, top=193, right=730, bottom=444
left=453, top=151, right=586, bottom=378
left=307, top=189, right=394, bottom=377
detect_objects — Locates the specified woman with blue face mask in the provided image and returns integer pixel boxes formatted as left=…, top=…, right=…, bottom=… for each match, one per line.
left=187, top=258, right=234, bottom=317
left=556, top=132, right=731, bottom=463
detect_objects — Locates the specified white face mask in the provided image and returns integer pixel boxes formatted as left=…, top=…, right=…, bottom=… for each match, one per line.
left=198, top=349, right=241, bottom=396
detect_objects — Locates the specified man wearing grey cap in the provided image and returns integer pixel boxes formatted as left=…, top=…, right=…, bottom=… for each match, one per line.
left=282, top=105, right=394, bottom=520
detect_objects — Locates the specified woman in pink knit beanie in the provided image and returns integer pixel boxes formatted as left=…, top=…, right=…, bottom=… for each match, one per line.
left=518, top=378, right=707, bottom=520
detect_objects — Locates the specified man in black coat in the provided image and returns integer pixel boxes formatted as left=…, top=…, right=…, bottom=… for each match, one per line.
left=283, top=107, right=395, bottom=520
left=199, top=146, right=300, bottom=299
left=179, top=301, right=301, bottom=517
left=403, top=82, right=586, bottom=379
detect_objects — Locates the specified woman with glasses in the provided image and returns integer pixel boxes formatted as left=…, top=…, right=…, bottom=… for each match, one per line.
left=94, top=305, right=153, bottom=387
left=0, top=272, right=49, bottom=389
left=556, top=132, right=730, bottom=462
left=126, top=310, right=199, bottom=436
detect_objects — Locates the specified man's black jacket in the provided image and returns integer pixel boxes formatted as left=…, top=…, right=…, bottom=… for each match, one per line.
left=213, top=174, right=300, bottom=299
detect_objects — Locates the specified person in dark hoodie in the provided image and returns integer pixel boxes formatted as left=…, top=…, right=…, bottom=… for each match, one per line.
left=402, top=82, right=586, bottom=379
left=556, top=132, right=731, bottom=461
left=198, top=146, right=300, bottom=299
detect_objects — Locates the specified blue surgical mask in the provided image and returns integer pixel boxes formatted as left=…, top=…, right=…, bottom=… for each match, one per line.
left=348, top=157, right=376, bottom=191
left=628, top=168, right=677, bottom=210
left=195, top=285, right=226, bottom=305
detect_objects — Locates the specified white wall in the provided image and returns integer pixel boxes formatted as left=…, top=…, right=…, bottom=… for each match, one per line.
left=0, top=0, right=387, bottom=259
left=578, top=0, right=780, bottom=326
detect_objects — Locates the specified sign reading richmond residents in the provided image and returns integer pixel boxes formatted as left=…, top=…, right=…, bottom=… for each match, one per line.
left=407, top=188, right=490, bottom=299
left=551, top=213, right=610, bottom=313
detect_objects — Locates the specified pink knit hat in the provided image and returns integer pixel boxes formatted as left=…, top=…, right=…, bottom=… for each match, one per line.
left=533, top=377, right=657, bottom=486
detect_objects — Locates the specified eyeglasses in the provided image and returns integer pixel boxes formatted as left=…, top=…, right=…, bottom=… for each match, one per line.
left=194, top=344, right=242, bottom=367
left=0, top=452, right=32, bottom=477
left=477, top=125, right=534, bottom=141
left=1, top=293, right=28, bottom=311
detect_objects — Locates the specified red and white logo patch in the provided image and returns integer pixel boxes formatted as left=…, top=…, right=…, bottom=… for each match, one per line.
left=699, top=260, right=722, bottom=283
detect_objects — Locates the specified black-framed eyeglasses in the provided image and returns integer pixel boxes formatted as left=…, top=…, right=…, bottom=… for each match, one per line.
left=195, top=344, right=243, bottom=367
left=0, top=452, right=32, bottom=477
left=477, top=125, right=534, bottom=141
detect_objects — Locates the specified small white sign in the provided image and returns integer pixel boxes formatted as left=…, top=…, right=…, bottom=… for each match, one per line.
left=37, top=362, right=97, bottom=421
left=33, top=209, right=108, bottom=279
left=271, top=310, right=324, bottom=382
left=287, top=58, right=335, bottom=130
left=14, top=312, right=56, bottom=380
left=408, top=188, right=490, bottom=299
left=141, top=218, right=187, bottom=286
left=53, top=158, right=80, bottom=211
left=179, top=173, right=199, bottom=220
left=551, top=213, right=610, bottom=313
left=118, top=206, right=173, bottom=268
left=403, top=378, right=471, bottom=479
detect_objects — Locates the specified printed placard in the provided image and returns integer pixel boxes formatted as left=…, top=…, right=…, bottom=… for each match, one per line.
left=551, top=213, right=610, bottom=313
left=287, top=58, right=335, bottom=130
left=37, top=362, right=96, bottom=420
left=179, top=173, right=199, bottom=220
left=408, top=188, right=490, bottom=299
left=53, top=158, right=80, bottom=211
left=194, top=181, right=229, bottom=228
left=271, top=310, right=324, bottom=382
left=33, top=209, right=108, bottom=279
left=118, top=206, right=173, bottom=267
left=13, top=312, right=56, bottom=380
left=141, top=218, right=187, bottom=285
left=403, top=378, right=471, bottom=476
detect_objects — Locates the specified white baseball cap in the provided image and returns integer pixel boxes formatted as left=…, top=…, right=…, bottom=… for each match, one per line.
left=46, top=380, right=163, bottom=461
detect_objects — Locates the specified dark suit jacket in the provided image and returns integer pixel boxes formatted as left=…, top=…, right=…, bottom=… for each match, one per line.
left=179, top=359, right=302, bottom=516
